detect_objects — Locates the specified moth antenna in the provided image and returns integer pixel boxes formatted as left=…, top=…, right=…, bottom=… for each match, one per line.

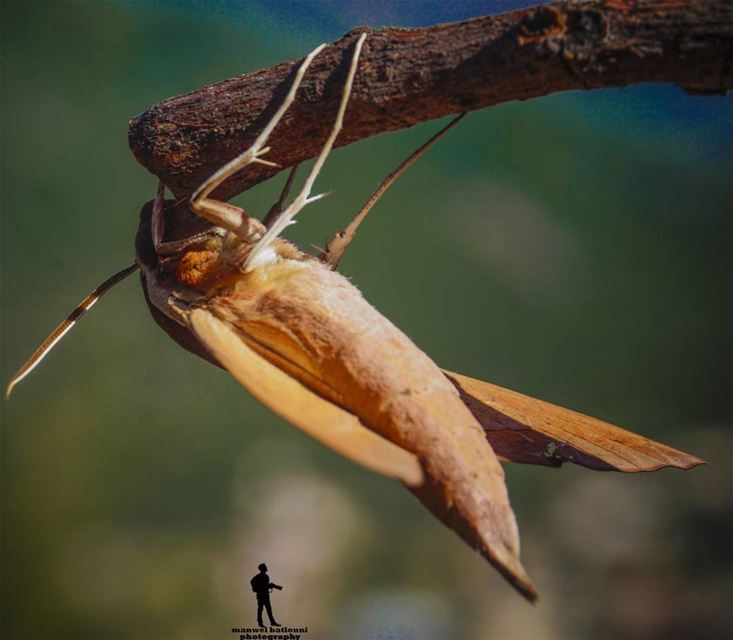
left=6, top=263, right=139, bottom=398
left=320, top=112, right=466, bottom=268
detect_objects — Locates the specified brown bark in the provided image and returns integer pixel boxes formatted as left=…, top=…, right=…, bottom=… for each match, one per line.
left=128, top=0, right=733, bottom=202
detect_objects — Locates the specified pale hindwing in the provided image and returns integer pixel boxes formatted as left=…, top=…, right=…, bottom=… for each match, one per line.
left=190, top=309, right=424, bottom=487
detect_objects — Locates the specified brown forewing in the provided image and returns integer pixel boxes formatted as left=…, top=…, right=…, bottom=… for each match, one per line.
left=446, top=370, right=705, bottom=472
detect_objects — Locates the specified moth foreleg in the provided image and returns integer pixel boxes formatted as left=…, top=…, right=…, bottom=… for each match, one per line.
left=188, top=42, right=327, bottom=241
left=188, top=198, right=267, bottom=243
left=243, top=33, right=367, bottom=272
left=150, top=181, right=222, bottom=256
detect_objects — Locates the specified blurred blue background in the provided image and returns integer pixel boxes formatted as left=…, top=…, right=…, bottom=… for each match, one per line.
left=2, top=1, right=731, bottom=638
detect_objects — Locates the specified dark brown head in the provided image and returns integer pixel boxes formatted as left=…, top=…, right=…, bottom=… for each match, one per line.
left=135, top=197, right=222, bottom=368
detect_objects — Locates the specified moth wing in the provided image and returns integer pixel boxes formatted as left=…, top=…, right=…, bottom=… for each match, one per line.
left=190, top=309, right=424, bottom=486
left=444, top=370, right=705, bottom=472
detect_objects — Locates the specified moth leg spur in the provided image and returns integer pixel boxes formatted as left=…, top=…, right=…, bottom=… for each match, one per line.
left=187, top=42, right=327, bottom=241
left=243, top=32, right=367, bottom=271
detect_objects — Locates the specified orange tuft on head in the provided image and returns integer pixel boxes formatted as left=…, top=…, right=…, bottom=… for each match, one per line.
left=176, top=250, right=220, bottom=289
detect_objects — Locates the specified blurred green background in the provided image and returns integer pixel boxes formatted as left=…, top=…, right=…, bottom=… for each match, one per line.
left=2, top=2, right=731, bottom=638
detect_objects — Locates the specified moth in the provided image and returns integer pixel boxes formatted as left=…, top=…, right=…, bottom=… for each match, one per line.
left=8, top=33, right=704, bottom=602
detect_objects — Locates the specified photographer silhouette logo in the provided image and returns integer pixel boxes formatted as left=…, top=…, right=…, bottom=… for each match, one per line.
left=250, top=563, right=282, bottom=628
left=230, top=563, right=308, bottom=640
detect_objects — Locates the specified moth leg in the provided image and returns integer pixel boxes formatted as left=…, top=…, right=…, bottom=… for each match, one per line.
left=262, top=163, right=300, bottom=228
left=151, top=181, right=219, bottom=256
left=243, top=33, right=367, bottom=272
left=187, top=42, right=327, bottom=242
left=320, top=113, right=466, bottom=269
left=151, top=180, right=168, bottom=250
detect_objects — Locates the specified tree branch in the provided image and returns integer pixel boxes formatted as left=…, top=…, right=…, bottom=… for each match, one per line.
left=128, top=0, right=733, bottom=202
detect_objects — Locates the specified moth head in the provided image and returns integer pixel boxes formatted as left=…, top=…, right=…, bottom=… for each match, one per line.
left=135, top=196, right=223, bottom=369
